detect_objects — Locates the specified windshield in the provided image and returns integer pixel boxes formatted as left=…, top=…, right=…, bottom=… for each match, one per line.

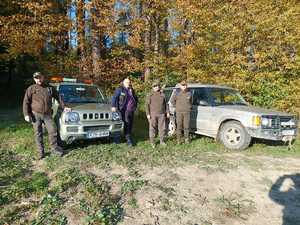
left=209, top=88, right=247, bottom=106
left=59, top=85, right=106, bottom=104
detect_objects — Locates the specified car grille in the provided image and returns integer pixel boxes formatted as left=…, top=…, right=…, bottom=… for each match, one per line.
left=83, top=125, right=110, bottom=132
left=82, top=112, right=110, bottom=120
left=262, top=116, right=296, bottom=129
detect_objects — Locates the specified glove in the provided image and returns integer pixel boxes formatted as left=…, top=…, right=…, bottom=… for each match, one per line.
left=24, top=115, right=32, bottom=123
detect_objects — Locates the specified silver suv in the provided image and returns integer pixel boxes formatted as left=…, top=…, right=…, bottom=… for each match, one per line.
left=164, top=83, right=298, bottom=150
left=51, top=77, right=123, bottom=144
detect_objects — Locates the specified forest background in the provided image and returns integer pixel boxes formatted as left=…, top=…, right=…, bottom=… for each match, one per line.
left=0, top=0, right=299, bottom=114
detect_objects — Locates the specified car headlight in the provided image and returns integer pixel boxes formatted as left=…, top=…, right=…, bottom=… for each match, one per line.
left=261, top=117, right=270, bottom=127
left=65, top=112, right=80, bottom=123
left=112, top=112, right=121, bottom=121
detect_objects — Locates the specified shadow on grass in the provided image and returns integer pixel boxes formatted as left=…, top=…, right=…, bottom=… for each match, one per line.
left=252, top=138, right=293, bottom=147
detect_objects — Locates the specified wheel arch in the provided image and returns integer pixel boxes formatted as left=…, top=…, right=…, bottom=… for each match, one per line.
left=216, top=118, right=243, bottom=140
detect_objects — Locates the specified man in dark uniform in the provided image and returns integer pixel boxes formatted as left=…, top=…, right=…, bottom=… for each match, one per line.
left=145, top=81, right=169, bottom=148
left=23, top=72, right=71, bottom=159
left=170, top=80, right=192, bottom=144
left=111, top=77, right=138, bottom=147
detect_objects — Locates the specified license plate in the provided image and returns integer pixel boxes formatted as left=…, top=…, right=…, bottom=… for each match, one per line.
left=87, top=131, right=109, bottom=138
left=282, top=130, right=295, bottom=136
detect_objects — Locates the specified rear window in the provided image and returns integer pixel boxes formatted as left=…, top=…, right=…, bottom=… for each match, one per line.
left=163, top=88, right=174, bottom=101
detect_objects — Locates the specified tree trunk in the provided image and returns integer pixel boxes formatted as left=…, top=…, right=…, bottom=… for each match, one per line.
left=154, top=22, right=159, bottom=55
left=6, top=60, right=13, bottom=88
left=91, top=0, right=106, bottom=78
left=77, top=0, right=85, bottom=73
left=143, top=8, right=152, bottom=81
left=162, top=18, right=169, bottom=57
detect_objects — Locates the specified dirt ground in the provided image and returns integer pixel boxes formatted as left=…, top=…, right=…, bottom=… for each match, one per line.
left=94, top=153, right=300, bottom=225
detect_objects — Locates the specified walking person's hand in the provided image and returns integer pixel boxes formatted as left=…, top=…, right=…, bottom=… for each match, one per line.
left=111, top=107, right=117, bottom=112
left=147, top=114, right=151, bottom=120
left=166, top=113, right=170, bottom=118
left=64, top=107, right=72, bottom=112
left=24, top=115, right=32, bottom=123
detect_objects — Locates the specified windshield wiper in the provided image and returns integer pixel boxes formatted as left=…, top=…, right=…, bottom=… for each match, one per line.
left=233, top=102, right=248, bottom=106
left=214, top=102, right=247, bottom=106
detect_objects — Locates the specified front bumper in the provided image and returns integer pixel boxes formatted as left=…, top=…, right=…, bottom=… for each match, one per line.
left=59, top=120, right=124, bottom=143
left=246, top=127, right=298, bottom=141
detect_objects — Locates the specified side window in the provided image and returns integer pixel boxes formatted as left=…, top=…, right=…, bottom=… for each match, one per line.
left=192, top=88, right=209, bottom=105
left=209, top=88, right=222, bottom=105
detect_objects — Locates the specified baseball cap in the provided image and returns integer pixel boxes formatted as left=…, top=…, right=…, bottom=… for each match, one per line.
left=33, top=72, right=43, bottom=78
left=152, top=80, right=160, bottom=87
left=180, top=80, right=187, bottom=86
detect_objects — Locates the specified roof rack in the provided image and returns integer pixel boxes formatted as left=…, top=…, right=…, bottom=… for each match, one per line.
left=49, top=76, right=93, bottom=84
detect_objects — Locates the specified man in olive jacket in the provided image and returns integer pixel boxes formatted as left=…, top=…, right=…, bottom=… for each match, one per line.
left=23, top=72, right=70, bottom=159
left=170, top=80, right=192, bottom=144
left=145, top=81, right=169, bottom=148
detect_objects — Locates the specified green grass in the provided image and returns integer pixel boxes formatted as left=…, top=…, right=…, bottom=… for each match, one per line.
left=0, top=108, right=299, bottom=224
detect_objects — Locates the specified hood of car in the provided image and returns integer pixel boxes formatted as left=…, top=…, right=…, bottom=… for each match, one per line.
left=218, top=105, right=292, bottom=117
left=66, top=103, right=111, bottom=112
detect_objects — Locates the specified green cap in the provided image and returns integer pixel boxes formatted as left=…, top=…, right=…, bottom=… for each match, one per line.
left=33, top=72, right=43, bottom=78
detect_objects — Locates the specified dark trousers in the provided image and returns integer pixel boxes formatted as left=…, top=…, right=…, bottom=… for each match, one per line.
left=32, top=112, right=60, bottom=156
left=121, top=110, right=135, bottom=140
left=148, top=114, right=166, bottom=143
left=176, top=112, right=190, bottom=140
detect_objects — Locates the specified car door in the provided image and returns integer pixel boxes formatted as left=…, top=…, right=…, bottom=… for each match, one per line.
left=190, top=88, right=217, bottom=137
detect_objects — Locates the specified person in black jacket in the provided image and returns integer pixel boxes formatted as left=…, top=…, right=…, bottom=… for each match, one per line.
left=111, top=77, right=138, bottom=146
left=23, top=72, right=71, bottom=159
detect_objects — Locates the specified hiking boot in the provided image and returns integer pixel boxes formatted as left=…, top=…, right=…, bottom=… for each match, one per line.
left=150, top=143, right=156, bottom=149
left=126, top=138, right=134, bottom=147
left=53, top=150, right=63, bottom=157
left=52, top=147, right=64, bottom=157
left=184, top=138, right=190, bottom=144
left=160, top=141, right=167, bottom=147
left=113, top=134, right=121, bottom=144
left=38, top=154, right=45, bottom=160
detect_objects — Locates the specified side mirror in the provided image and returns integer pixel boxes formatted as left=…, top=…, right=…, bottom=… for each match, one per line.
left=199, top=100, right=209, bottom=106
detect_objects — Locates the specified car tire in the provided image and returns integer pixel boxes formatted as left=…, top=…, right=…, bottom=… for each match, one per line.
left=219, top=121, right=251, bottom=150
left=58, top=136, right=67, bottom=148
left=110, top=132, right=122, bottom=144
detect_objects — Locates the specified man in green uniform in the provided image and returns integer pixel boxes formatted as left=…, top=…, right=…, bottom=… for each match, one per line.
left=170, top=80, right=192, bottom=144
left=145, top=81, right=169, bottom=148
left=23, top=72, right=70, bottom=159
